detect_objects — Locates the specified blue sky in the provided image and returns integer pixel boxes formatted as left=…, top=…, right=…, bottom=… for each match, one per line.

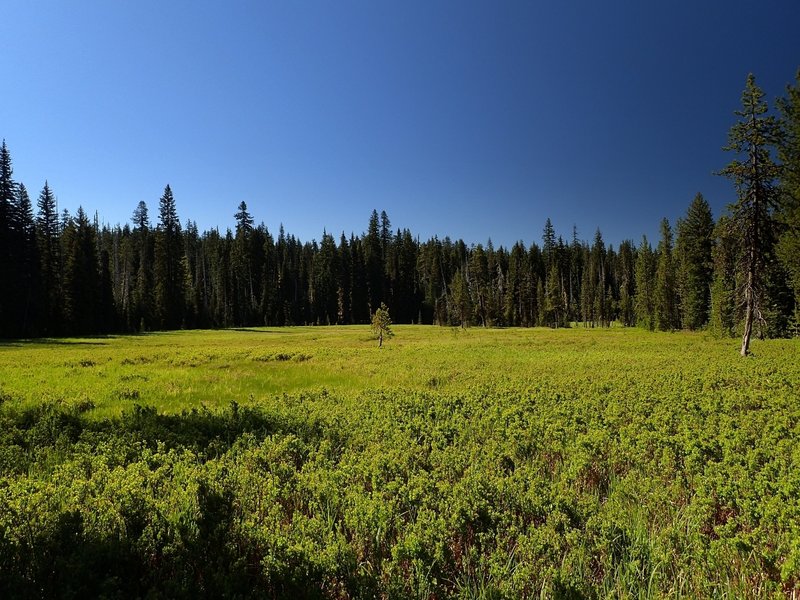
left=2, top=1, right=799, bottom=248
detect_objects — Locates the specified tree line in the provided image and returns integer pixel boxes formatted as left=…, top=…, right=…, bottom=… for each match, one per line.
left=0, top=73, right=797, bottom=342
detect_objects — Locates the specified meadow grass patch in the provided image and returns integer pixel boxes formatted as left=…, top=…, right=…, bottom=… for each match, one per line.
left=0, top=326, right=798, bottom=597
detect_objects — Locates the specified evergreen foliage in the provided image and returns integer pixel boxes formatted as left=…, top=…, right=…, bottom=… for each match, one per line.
left=370, top=302, right=393, bottom=346
left=676, top=193, right=715, bottom=330
left=0, top=71, right=799, bottom=341
left=777, top=70, right=800, bottom=331
left=654, top=218, right=678, bottom=331
left=718, top=75, right=784, bottom=355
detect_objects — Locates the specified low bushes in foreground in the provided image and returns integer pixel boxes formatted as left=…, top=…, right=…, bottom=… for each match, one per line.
left=1, top=383, right=799, bottom=598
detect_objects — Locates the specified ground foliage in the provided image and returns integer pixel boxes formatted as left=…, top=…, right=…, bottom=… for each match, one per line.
left=0, top=326, right=799, bottom=598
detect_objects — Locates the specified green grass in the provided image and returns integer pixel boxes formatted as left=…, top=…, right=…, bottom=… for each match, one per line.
left=2, top=325, right=795, bottom=416
left=0, top=326, right=798, bottom=598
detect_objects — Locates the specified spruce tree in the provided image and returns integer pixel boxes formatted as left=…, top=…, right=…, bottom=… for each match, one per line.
left=449, top=268, right=471, bottom=327
left=544, top=262, right=563, bottom=327
left=617, top=240, right=636, bottom=327
left=719, top=74, right=783, bottom=355
left=634, top=236, right=656, bottom=330
left=675, top=194, right=715, bottom=330
left=16, top=183, right=39, bottom=335
left=364, top=210, right=382, bottom=313
left=37, top=182, right=61, bottom=333
left=62, top=207, right=100, bottom=334
left=709, top=216, right=738, bottom=337
left=776, top=70, right=800, bottom=333
left=0, top=141, right=16, bottom=335
left=654, top=218, right=678, bottom=331
left=131, top=201, right=154, bottom=331
left=542, top=218, right=556, bottom=266
left=232, top=201, right=256, bottom=324
left=154, top=185, right=185, bottom=330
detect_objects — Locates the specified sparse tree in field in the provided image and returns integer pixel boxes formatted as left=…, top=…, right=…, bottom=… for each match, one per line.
left=719, top=74, right=783, bottom=355
left=371, top=302, right=393, bottom=347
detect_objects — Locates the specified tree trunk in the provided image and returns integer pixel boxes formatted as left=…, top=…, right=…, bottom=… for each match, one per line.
left=740, top=267, right=754, bottom=356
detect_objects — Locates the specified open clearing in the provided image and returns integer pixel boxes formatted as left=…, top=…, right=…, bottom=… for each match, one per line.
left=0, top=326, right=798, bottom=598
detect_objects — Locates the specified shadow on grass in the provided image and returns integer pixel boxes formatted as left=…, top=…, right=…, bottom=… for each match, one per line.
left=0, top=398, right=347, bottom=475
left=0, top=400, right=350, bottom=599
left=0, top=338, right=111, bottom=347
left=229, top=327, right=293, bottom=334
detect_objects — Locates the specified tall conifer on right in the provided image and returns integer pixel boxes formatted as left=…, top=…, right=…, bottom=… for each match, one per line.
left=719, top=74, right=783, bottom=355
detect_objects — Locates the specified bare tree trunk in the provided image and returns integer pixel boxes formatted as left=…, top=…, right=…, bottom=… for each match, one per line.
left=378, top=331, right=383, bottom=348
left=741, top=266, right=754, bottom=356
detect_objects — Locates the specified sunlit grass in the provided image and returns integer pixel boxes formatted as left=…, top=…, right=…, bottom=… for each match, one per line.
left=1, top=325, right=799, bottom=596
left=1, top=325, right=797, bottom=419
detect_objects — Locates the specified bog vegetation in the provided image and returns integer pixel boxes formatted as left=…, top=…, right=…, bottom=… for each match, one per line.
left=0, top=326, right=799, bottom=598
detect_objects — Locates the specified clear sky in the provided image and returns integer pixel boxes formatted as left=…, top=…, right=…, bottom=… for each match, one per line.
left=3, top=1, right=799, bottom=248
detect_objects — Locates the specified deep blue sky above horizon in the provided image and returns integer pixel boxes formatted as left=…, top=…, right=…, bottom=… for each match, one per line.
left=3, top=1, right=800, bottom=249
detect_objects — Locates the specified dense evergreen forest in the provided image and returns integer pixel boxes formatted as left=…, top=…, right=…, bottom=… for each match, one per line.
left=0, top=74, right=798, bottom=341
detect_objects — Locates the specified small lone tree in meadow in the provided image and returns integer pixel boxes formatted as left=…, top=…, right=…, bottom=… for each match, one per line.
left=371, top=303, right=393, bottom=347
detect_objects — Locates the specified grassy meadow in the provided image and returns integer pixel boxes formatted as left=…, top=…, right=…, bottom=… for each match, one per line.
left=0, top=326, right=799, bottom=598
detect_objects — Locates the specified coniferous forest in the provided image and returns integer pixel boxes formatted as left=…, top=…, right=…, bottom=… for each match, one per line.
left=1, top=73, right=798, bottom=342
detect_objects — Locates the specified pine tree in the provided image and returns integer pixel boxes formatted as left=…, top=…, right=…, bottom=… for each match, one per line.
left=371, top=302, right=393, bottom=347
left=232, top=201, right=256, bottom=325
left=544, top=262, right=563, bottom=327
left=719, top=74, right=784, bottom=355
left=469, top=244, right=490, bottom=326
left=449, top=267, right=472, bottom=327
left=675, top=194, right=715, bottom=330
left=154, top=185, right=185, bottom=330
left=131, top=201, right=154, bottom=331
left=634, top=236, right=656, bottom=330
left=777, top=70, right=800, bottom=333
left=336, top=234, right=352, bottom=324
left=654, top=218, right=678, bottom=331
left=590, top=230, right=607, bottom=326
left=365, top=210, right=383, bottom=313
left=709, top=216, right=738, bottom=337
left=542, top=218, right=556, bottom=266
left=617, top=240, right=636, bottom=327
left=15, top=183, right=39, bottom=335
left=312, top=231, right=339, bottom=325
left=36, top=181, right=61, bottom=334
left=0, top=141, right=17, bottom=335
left=62, top=207, right=100, bottom=334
